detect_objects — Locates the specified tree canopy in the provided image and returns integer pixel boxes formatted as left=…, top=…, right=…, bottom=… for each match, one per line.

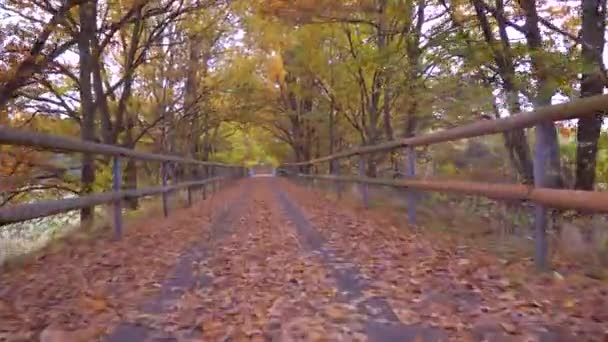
left=2, top=0, right=607, bottom=216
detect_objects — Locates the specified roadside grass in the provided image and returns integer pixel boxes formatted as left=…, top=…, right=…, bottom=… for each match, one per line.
left=0, top=189, right=195, bottom=270
left=303, top=178, right=608, bottom=280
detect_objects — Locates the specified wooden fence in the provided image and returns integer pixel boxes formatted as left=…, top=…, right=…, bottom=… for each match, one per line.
left=0, top=126, right=247, bottom=240
left=279, top=93, right=608, bottom=270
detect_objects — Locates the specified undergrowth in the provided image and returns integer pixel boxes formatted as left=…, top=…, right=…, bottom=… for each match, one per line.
left=306, top=178, right=608, bottom=278
left=0, top=190, right=193, bottom=269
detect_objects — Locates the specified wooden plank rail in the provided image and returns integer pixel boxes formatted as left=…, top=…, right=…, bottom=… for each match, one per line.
left=279, top=93, right=608, bottom=271
left=0, top=125, right=247, bottom=240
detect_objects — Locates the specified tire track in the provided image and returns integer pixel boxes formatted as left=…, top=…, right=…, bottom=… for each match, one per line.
left=104, top=182, right=252, bottom=342
left=165, top=179, right=366, bottom=341
left=273, top=181, right=447, bottom=342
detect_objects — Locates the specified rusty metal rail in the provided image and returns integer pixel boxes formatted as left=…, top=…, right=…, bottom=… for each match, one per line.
left=284, top=93, right=608, bottom=166
left=279, top=93, right=608, bottom=270
left=297, top=174, right=608, bottom=213
left=0, top=127, right=229, bottom=166
left=0, top=177, right=225, bottom=225
left=0, top=125, right=247, bottom=239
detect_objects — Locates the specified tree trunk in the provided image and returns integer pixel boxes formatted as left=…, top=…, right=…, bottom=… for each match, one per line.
left=494, top=0, right=535, bottom=184
left=502, top=130, right=535, bottom=183
left=519, top=0, right=564, bottom=188
left=123, top=115, right=138, bottom=209
left=186, top=34, right=203, bottom=162
left=328, top=104, right=336, bottom=173
left=89, top=4, right=114, bottom=146
left=472, top=0, right=534, bottom=184
left=119, top=13, right=143, bottom=210
left=575, top=0, right=607, bottom=190
left=78, top=0, right=96, bottom=224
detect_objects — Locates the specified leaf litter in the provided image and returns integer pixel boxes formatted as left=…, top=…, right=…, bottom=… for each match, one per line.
left=157, top=182, right=367, bottom=341
left=0, top=184, right=246, bottom=341
left=282, top=179, right=608, bottom=341
left=2, top=178, right=606, bottom=341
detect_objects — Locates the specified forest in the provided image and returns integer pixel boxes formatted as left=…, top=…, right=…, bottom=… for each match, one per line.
left=2, top=1, right=608, bottom=340
left=1, top=0, right=607, bottom=248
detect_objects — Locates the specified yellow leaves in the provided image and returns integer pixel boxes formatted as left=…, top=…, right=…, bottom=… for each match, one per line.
left=265, top=53, right=286, bottom=84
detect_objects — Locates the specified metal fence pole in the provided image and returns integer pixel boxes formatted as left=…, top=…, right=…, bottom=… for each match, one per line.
left=112, top=157, right=123, bottom=240
left=358, top=155, right=369, bottom=208
left=203, top=165, right=208, bottom=200
left=333, top=159, right=342, bottom=199
left=161, top=161, right=169, bottom=217
left=533, top=125, right=550, bottom=271
left=211, top=166, right=216, bottom=194
left=406, top=147, right=417, bottom=224
left=186, top=164, right=192, bottom=208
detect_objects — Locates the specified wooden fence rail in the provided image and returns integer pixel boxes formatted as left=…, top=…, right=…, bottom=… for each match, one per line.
left=0, top=125, right=247, bottom=240
left=279, top=93, right=608, bottom=271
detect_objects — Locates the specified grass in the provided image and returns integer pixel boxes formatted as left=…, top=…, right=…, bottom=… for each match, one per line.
left=306, top=179, right=607, bottom=276
left=0, top=189, right=195, bottom=270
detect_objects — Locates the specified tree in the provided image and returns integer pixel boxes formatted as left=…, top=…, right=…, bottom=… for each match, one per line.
left=575, top=0, right=607, bottom=190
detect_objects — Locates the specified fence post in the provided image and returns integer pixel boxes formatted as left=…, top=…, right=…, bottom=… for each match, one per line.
left=218, top=166, right=223, bottom=190
left=112, top=157, right=123, bottom=240
left=161, top=161, right=169, bottom=217
left=358, top=155, right=369, bottom=208
left=406, top=147, right=417, bottom=225
left=211, top=166, right=216, bottom=194
left=533, top=126, right=550, bottom=271
left=202, top=166, right=207, bottom=200
left=312, top=164, right=318, bottom=189
left=333, top=159, right=342, bottom=199
left=186, top=164, right=192, bottom=208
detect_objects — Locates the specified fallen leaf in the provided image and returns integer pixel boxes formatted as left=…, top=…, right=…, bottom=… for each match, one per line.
left=563, top=299, right=575, bottom=309
left=40, top=326, right=101, bottom=342
left=81, top=296, right=108, bottom=312
left=498, top=291, right=516, bottom=301
left=394, top=308, right=421, bottom=324
left=500, top=322, right=517, bottom=334
left=458, top=258, right=471, bottom=266
left=325, top=303, right=349, bottom=320
left=40, top=328, right=71, bottom=342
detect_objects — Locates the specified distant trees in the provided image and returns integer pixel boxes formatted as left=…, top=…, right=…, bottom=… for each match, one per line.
left=1, top=0, right=246, bottom=222
left=243, top=0, right=606, bottom=189
left=2, top=0, right=608, bottom=221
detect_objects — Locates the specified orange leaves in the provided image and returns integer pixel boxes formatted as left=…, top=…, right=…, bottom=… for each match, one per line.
left=323, top=303, right=354, bottom=321
left=499, top=321, right=517, bottom=334
left=281, top=179, right=608, bottom=340
left=80, top=295, right=109, bottom=312
left=0, top=184, right=247, bottom=340
left=39, top=326, right=105, bottom=342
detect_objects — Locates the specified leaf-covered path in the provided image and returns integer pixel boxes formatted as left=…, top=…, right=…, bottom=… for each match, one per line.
left=1, top=178, right=607, bottom=341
